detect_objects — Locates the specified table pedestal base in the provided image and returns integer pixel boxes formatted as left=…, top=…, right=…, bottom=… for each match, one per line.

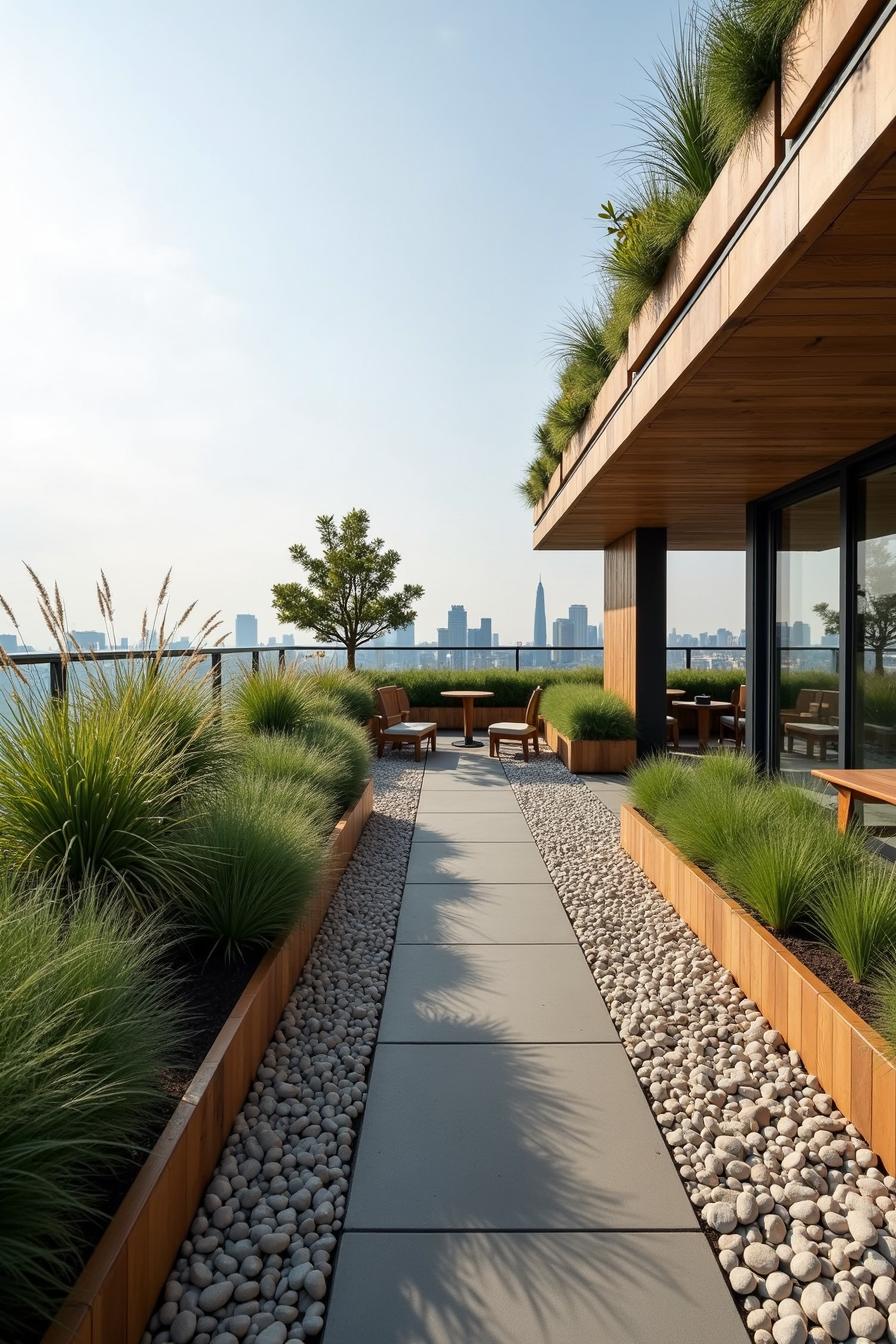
left=451, top=738, right=484, bottom=748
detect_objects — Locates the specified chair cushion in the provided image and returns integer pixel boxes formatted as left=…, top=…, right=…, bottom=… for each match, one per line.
left=488, top=722, right=533, bottom=735
left=720, top=715, right=736, bottom=729
left=383, top=721, right=436, bottom=736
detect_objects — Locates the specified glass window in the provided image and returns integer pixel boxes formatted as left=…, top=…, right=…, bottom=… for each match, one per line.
left=775, top=488, right=840, bottom=778
left=855, top=466, right=896, bottom=840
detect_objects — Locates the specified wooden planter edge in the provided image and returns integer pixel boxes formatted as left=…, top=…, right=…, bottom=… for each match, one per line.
left=44, top=778, right=375, bottom=1344
left=543, top=720, right=636, bottom=774
left=620, top=802, right=896, bottom=1173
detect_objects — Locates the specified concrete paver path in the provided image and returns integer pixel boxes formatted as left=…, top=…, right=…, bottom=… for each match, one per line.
left=325, top=743, right=745, bottom=1343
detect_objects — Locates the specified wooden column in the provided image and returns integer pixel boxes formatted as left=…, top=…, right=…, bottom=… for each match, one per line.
left=604, top=528, right=667, bottom=755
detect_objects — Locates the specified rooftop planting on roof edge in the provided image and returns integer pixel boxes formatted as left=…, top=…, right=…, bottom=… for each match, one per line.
left=519, top=0, right=810, bottom=509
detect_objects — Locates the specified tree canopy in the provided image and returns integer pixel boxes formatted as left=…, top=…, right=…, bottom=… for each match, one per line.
left=272, top=509, right=424, bottom=670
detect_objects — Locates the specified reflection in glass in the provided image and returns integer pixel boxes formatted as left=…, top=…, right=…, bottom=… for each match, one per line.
left=775, top=488, right=840, bottom=777
left=855, top=467, right=896, bottom=836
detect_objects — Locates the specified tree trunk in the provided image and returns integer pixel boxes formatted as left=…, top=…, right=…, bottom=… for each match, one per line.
left=875, top=647, right=885, bottom=674
left=346, top=643, right=356, bottom=672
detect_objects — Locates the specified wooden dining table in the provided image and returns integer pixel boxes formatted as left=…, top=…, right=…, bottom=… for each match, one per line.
left=811, top=767, right=896, bottom=832
left=671, top=699, right=731, bottom=751
left=440, top=689, right=495, bottom=748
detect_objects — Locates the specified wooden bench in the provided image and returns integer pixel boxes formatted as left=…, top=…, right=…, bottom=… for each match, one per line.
left=784, top=721, right=839, bottom=761
left=375, top=685, right=437, bottom=761
left=811, top=767, right=896, bottom=832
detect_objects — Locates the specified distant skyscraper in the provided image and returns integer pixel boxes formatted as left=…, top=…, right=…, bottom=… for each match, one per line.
left=552, top=617, right=575, bottom=665
left=569, top=604, right=588, bottom=660
left=447, top=605, right=467, bottom=669
left=393, top=622, right=416, bottom=669
left=533, top=578, right=547, bottom=648
left=235, top=614, right=258, bottom=647
left=68, top=630, right=106, bottom=651
left=0, top=633, right=17, bottom=653
left=437, top=627, right=450, bottom=668
left=282, top=633, right=295, bottom=647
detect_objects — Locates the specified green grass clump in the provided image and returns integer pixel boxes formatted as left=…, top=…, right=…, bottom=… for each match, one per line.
left=705, top=0, right=808, bottom=157
left=177, top=775, right=325, bottom=958
left=815, top=859, right=896, bottom=983
left=659, top=762, right=774, bottom=870
left=714, top=821, right=823, bottom=932
left=231, top=663, right=319, bottom=736
left=242, top=732, right=345, bottom=827
left=629, top=754, right=693, bottom=820
left=95, top=662, right=231, bottom=784
left=0, top=874, right=181, bottom=1319
left=304, top=668, right=376, bottom=722
left=603, top=185, right=705, bottom=334
left=0, top=689, right=197, bottom=908
left=298, top=714, right=372, bottom=811
left=541, top=684, right=636, bottom=741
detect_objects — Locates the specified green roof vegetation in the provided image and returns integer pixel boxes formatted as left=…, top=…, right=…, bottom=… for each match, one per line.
left=520, top=0, right=810, bottom=508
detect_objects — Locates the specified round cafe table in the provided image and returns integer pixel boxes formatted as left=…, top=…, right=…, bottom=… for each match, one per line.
left=440, top=689, right=495, bottom=748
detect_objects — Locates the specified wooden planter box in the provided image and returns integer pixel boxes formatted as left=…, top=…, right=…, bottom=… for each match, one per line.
left=620, top=803, right=896, bottom=1174
left=543, top=719, right=636, bottom=774
left=45, top=780, right=374, bottom=1344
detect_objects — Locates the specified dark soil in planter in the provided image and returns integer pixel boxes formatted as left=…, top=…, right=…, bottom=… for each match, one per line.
left=775, top=931, right=880, bottom=1028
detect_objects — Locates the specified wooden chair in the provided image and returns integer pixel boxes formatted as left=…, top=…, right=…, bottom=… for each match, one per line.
left=488, top=687, right=542, bottom=761
left=375, top=686, right=437, bottom=761
left=719, top=684, right=746, bottom=749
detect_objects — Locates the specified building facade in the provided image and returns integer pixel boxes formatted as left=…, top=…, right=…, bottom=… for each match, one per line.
left=530, top=0, right=896, bottom=775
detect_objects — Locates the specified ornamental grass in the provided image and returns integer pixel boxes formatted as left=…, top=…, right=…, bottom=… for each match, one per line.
left=0, top=875, right=182, bottom=1320
left=541, top=684, right=636, bottom=741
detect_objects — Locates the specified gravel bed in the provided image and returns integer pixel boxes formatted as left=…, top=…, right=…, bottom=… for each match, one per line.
left=143, top=753, right=421, bottom=1344
left=504, top=751, right=896, bottom=1344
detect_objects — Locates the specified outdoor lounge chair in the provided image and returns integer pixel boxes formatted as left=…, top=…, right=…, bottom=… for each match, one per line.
left=375, top=685, right=437, bottom=761
left=488, top=686, right=542, bottom=760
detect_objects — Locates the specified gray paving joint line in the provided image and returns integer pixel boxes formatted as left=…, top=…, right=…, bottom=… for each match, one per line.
left=343, top=1225, right=704, bottom=1235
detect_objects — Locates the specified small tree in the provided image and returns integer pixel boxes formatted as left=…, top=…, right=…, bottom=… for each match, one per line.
left=272, top=509, right=424, bottom=671
left=813, top=538, right=896, bottom=675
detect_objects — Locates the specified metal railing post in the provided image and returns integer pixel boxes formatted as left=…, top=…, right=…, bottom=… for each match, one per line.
left=251, top=650, right=260, bottom=674
left=515, top=647, right=520, bottom=672
left=685, top=648, right=692, bottom=670
left=278, top=648, right=286, bottom=670
left=49, top=656, right=67, bottom=699
left=211, top=651, right=222, bottom=714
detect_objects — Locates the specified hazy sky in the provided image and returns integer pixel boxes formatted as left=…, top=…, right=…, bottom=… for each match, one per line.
left=0, top=0, right=745, bottom=649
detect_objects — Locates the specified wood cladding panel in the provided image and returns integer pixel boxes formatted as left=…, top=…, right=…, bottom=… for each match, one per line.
left=534, top=16, right=896, bottom=552
left=542, top=719, right=636, bottom=773
left=621, top=805, right=896, bottom=1174
left=782, top=0, right=889, bottom=138
left=604, top=533, right=636, bottom=711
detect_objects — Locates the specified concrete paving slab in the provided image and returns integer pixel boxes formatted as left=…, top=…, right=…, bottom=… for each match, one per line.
left=420, top=772, right=513, bottom=793
left=416, top=791, right=521, bottom=813
left=346, top=1044, right=697, bottom=1230
left=379, top=944, right=610, bottom=1042
left=413, top=812, right=532, bottom=843
left=396, top=883, right=574, bottom=945
left=406, top=841, right=550, bottom=884
left=324, top=1230, right=746, bottom=1344
left=425, top=751, right=507, bottom=772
